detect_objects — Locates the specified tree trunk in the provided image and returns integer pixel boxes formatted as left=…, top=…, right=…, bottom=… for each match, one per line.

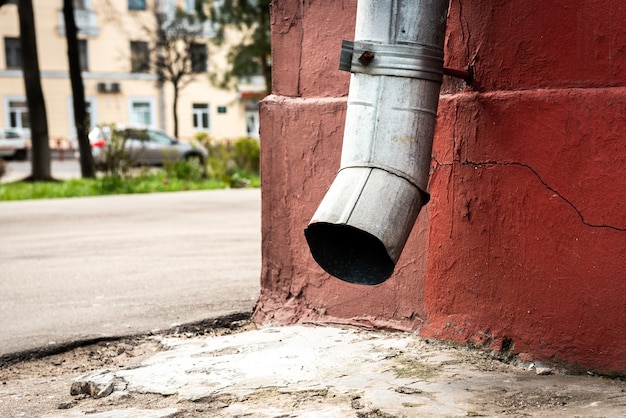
left=63, top=0, right=96, bottom=178
left=261, top=54, right=271, bottom=96
left=172, top=84, right=179, bottom=138
left=18, top=0, right=52, bottom=181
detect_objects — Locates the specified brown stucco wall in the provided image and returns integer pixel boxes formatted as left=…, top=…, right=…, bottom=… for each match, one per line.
left=257, top=0, right=626, bottom=373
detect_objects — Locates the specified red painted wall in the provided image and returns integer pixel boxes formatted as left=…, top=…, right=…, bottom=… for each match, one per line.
left=257, top=0, right=626, bottom=373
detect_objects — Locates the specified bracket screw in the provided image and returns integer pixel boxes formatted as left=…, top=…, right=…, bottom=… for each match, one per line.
left=358, top=51, right=375, bottom=66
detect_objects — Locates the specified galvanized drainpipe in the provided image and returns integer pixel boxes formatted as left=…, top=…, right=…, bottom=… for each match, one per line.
left=304, top=0, right=450, bottom=285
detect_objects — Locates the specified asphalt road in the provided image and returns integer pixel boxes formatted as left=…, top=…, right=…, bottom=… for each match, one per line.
left=1, top=158, right=81, bottom=183
left=0, top=189, right=261, bottom=357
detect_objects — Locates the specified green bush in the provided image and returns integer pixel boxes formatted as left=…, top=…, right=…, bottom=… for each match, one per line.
left=233, top=137, right=260, bottom=173
left=194, top=133, right=260, bottom=188
left=97, top=124, right=133, bottom=178
left=164, top=158, right=206, bottom=182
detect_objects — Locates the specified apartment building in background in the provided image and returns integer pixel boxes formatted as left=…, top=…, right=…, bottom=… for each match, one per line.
left=0, top=0, right=265, bottom=148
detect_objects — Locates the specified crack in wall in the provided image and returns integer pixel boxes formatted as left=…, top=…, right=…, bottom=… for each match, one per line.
left=432, top=158, right=626, bottom=232
left=456, top=0, right=471, bottom=65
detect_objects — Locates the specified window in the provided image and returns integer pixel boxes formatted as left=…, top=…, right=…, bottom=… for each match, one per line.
left=128, top=0, right=146, bottom=10
left=185, top=0, right=195, bottom=13
left=192, top=104, right=209, bottom=130
left=130, top=41, right=150, bottom=73
left=4, top=37, right=21, bottom=69
left=130, top=101, right=152, bottom=126
left=8, top=100, right=29, bottom=129
left=74, top=0, right=88, bottom=10
left=246, top=111, right=259, bottom=138
left=78, top=40, right=89, bottom=71
left=190, top=43, right=207, bottom=73
left=148, top=130, right=174, bottom=145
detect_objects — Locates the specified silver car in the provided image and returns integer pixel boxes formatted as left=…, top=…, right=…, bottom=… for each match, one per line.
left=89, top=125, right=208, bottom=168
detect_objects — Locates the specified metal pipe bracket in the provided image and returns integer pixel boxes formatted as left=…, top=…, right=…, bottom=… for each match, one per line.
left=339, top=39, right=444, bottom=82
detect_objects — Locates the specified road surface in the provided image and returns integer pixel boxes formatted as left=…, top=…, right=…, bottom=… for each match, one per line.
left=1, top=158, right=81, bottom=183
left=0, top=189, right=261, bottom=356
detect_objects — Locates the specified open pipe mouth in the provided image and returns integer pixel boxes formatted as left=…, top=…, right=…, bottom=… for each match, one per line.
left=305, top=223, right=394, bottom=285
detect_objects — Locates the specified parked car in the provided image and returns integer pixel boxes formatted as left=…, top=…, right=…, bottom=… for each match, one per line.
left=0, top=128, right=29, bottom=161
left=88, top=125, right=208, bottom=168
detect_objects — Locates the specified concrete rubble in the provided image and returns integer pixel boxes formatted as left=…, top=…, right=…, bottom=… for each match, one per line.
left=43, top=325, right=626, bottom=418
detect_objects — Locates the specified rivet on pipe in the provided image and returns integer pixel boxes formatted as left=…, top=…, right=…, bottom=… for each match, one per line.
left=358, top=51, right=375, bottom=66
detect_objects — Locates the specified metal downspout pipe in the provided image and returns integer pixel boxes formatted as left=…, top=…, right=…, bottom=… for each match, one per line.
left=304, top=0, right=450, bottom=285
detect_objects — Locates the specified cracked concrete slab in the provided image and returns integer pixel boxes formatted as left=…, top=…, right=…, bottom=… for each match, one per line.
left=56, top=325, right=626, bottom=417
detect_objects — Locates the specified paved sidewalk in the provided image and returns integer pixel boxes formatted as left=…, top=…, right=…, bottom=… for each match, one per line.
left=45, top=324, right=625, bottom=418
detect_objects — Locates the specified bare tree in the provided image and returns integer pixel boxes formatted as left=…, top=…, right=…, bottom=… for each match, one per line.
left=153, top=4, right=206, bottom=138
left=18, top=0, right=53, bottom=181
left=63, top=0, right=96, bottom=178
left=95, top=1, right=207, bottom=137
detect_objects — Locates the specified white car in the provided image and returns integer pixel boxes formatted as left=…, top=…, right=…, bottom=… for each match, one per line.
left=0, top=128, right=29, bottom=161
